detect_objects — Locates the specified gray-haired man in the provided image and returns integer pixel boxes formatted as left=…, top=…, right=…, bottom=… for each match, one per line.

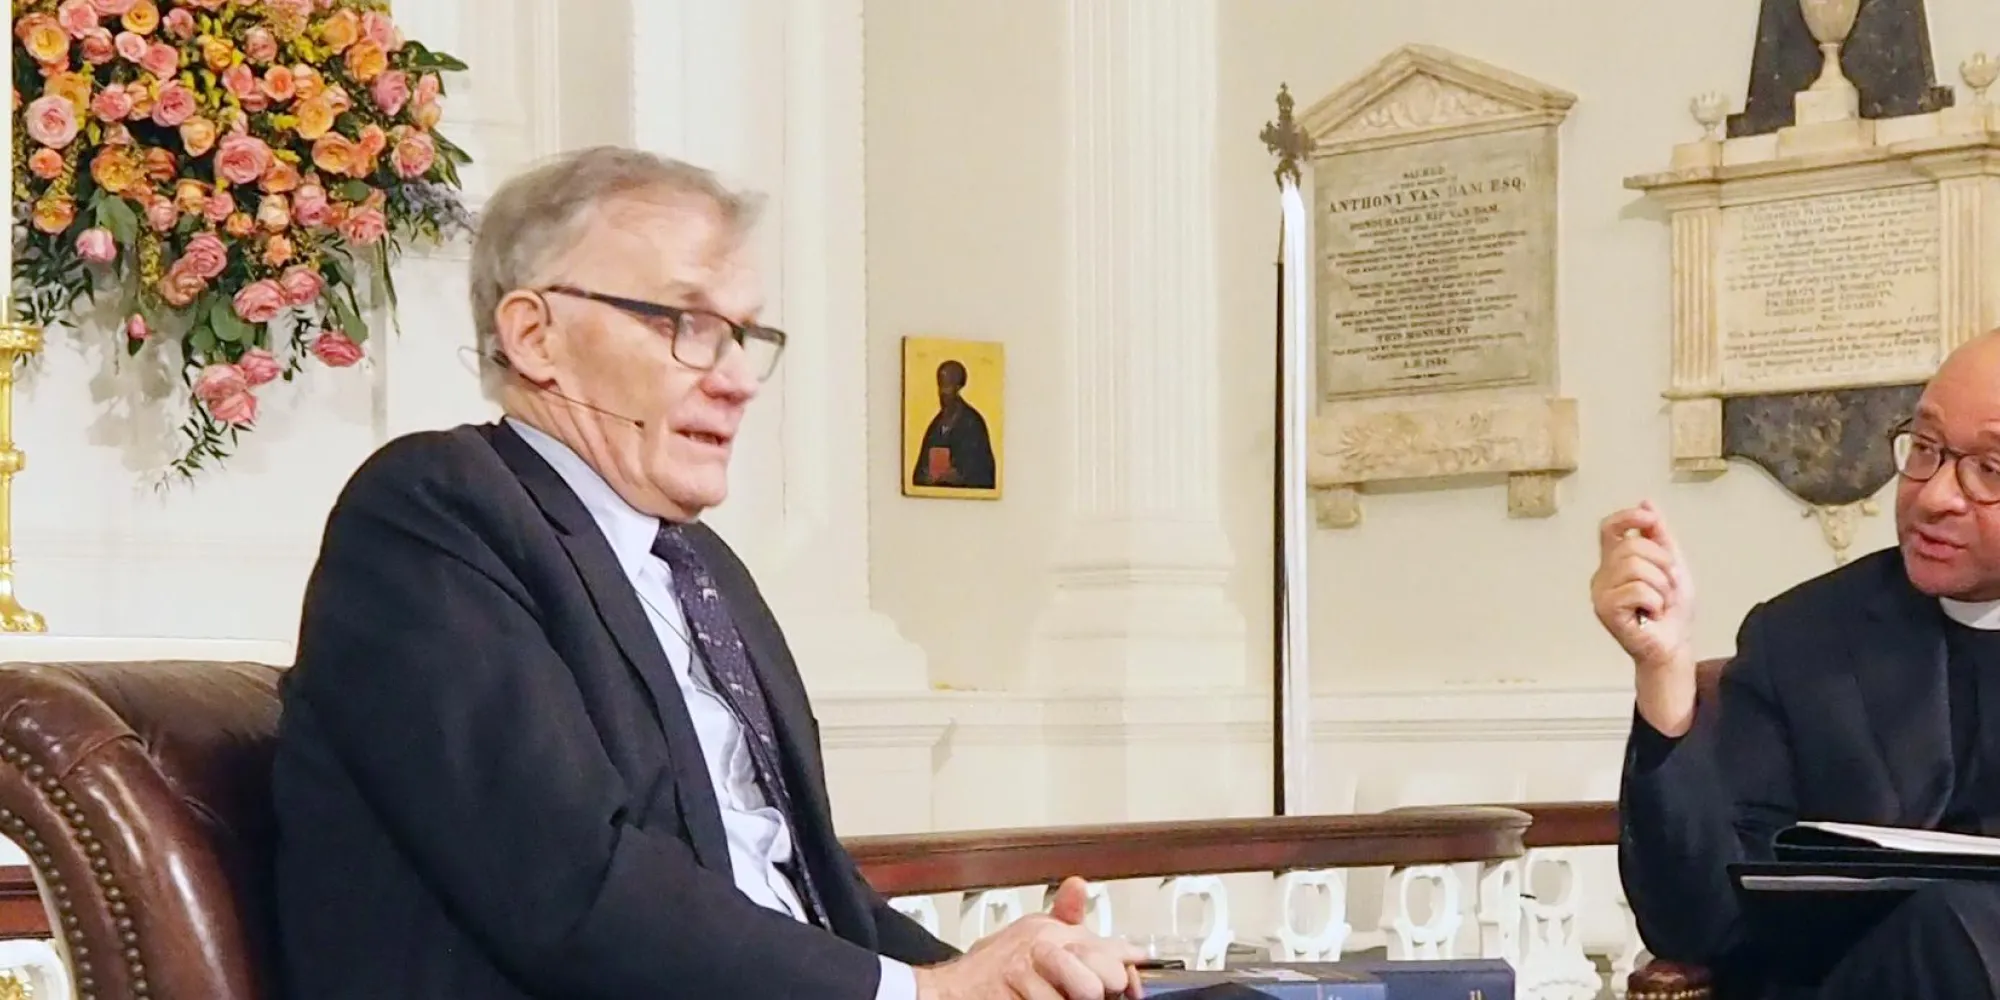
left=272, top=146, right=1142, bottom=1000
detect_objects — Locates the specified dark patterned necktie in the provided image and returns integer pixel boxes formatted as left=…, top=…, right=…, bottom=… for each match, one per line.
left=650, top=523, right=830, bottom=928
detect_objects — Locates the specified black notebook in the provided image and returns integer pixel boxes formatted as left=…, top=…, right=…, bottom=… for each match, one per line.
left=1729, top=822, right=2000, bottom=985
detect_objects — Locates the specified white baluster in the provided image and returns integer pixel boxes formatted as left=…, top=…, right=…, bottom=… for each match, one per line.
left=1475, top=858, right=1523, bottom=965
left=1274, top=869, right=1351, bottom=962
left=891, top=895, right=944, bottom=941
left=1382, top=864, right=1463, bottom=960
left=1026, top=880, right=1117, bottom=939
left=1612, top=889, right=1643, bottom=999
left=1164, top=875, right=1233, bottom=971
left=1517, top=849, right=1604, bottom=1000
left=961, top=888, right=1027, bottom=944
left=0, top=939, right=70, bottom=1000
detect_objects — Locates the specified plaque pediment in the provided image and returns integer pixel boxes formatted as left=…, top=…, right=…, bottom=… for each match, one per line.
left=1300, top=45, right=1576, bottom=153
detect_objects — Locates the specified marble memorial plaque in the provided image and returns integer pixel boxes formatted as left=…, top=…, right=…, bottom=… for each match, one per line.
left=1717, top=184, right=1941, bottom=391
left=1314, top=127, right=1556, bottom=400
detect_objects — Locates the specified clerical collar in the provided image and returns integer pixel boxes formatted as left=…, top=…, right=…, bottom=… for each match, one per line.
left=1942, top=597, right=2000, bottom=631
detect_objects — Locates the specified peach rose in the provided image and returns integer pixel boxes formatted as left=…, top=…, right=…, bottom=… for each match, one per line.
left=56, top=0, right=98, bottom=39
left=360, top=11, right=400, bottom=51
left=161, top=7, right=193, bottom=39
left=203, top=191, right=234, bottom=225
left=124, top=313, right=148, bottom=341
left=242, top=26, right=277, bottom=64
left=178, top=231, right=228, bottom=279
left=232, top=279, right=286, bottom=324
left=76, top=227, right=117, bottom=263
left=237, top=348, right=281, bottom=386
left=224, top=212, right=256, bottom=239
left=290, top=64, right=324, bottom=101
left=293, top=97, right=335, bottom=140
left=144, top=197, right=177, bottom=232
left=79, top=28, right=115, bottom=64
left=94, top=0, right=137, bottom=15
left=114, top=29, right=146, bottom=62
left=44, top=71, right=92, bottom=113
left=369, top=69, right=408, bottom=117
left=290, top=183, right=330, bottom=226
left=311, top=330, right=363, bottom=368
left=89, top=83, right=132, bottom=121
left=410, top=75, right=442, bottom=129
left=118, top=0, right=154, bottom=34
left=25, top=96, right=79, bottom=148
left=278, top=265, right=323, bottom=306
left=214, top=133, right=272, bottom=186
left=178, top=116, right=217, bottom=157
left=339, top=206, right=386, bottom=246
left=342, top=39, right=386, bottom=83
left=139, top=39, right=177, bottom=78
left=310, top=133, right=356, bottom=176
left=102, top=122, right=133, bottom=145
left=391, top=131, right=435, bottom=179
left=27, top=149, right=63, bottom=180
left=173, top=179, right=208, bottom=215
left=261, top=64, right=296, bottom=103
left=259, top=157, right=300, bottom=194
left=157, top=264, right=204, bottom=307
left=89, top=145, right=142, bottom=194
left=20, top=16, right=72, bottom=64
left=323, top=84, right=352, bottom=114
left=141, top=145, right=176, bottom=183
left=261, top=233, right=294, bottom=267
left=255, top=194, right=290, bottom=232
left=319, top=9, right=359, bottom=50
left=199, top=35, right=234, bottom=73
left=33, top=198, right=76, bottom=235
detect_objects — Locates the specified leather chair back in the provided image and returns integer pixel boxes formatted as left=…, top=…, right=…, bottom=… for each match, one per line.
left=1696, top=656, right=1730, bottom=704
left=0, top=660, right=283, bottom=1000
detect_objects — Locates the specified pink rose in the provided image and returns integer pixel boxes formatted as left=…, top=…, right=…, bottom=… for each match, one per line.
left=232, top=279, right=286, bottom=324
left=178, top=231, right=228, bottom=279
left=311, top=329, right=363, bottom=368
left=76, top=227, right=117, bottom=262
left=139, top=40, right=178, bottom=79
left=156, top=264, right=205, bottom=308
left=237, top=348, right=281, bottom=386
left=124, top=313, right=148, bottom=341
left=207, top=387, right=258, bottom=426
left=113, top=30, right=146, bottom=62
left=339, top=206, right=386, bottom=245
left=221, top=63, right=258, bottom=100
left=278, top=264, right=323, bottom=306
left=213, top=133, right=271, bottom=185
left=242, top=27, right=278, bottom=64
left=144, top=198, right=177, bottom=232
left=390, top=130, right=434, bottom=179
left=203, top=189, right=234, bottom=224
left=360, top=11, right=400, bottom=51
left=25, top=96, right=79, bottom=149
left=191, top=364, right=248, bottom=409
left=56, top=0, right=99, bottom=38
left=89, top=84, right=132, bottom=122
left=150, top=81, right=195, bottom=126
left=290, top=183, right=330, bottom=226
left=161, top=7, right=194, bottom=39
left=370, top=70, right=408, bottom=117
left=91, top=0, right=137, bottom=15
left=79, top=28, right=115, bottom=64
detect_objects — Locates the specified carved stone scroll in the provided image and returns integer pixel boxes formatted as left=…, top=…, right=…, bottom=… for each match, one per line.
left=1293, top=45, right=1577, bottom=527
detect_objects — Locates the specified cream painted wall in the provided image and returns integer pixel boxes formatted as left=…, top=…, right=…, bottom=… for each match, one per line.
left=864, top=0, right=2000, bottom=694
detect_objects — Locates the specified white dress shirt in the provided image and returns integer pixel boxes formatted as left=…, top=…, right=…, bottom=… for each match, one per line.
left=511, top=419, right=915, bottom=1000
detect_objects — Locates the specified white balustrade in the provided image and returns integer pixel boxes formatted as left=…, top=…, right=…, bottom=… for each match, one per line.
left=1163, top=875, right=1233, bottom=970
left=1274, top=869, right=1351, bottom=961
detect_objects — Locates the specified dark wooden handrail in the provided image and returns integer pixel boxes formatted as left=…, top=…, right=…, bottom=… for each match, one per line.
left=1516, top=801, right=1619, bottom=849
left=849, top=806, right=1532, bottom=896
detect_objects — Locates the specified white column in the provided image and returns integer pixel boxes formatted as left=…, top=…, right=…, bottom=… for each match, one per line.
left=631, top=0, right=927, bottom=693
left=1027, top=0, right=1248, bottom=692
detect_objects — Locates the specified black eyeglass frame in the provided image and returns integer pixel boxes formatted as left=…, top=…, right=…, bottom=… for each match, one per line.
left=538, top=284, right=788, bottom=379
left=1888, top=418, right=2000, bottom=505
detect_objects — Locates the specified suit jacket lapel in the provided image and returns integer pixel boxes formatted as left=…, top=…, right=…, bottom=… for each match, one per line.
left=486, top=423, right=733, bottom=876
left=1851, top=563, right=1952, bottom=826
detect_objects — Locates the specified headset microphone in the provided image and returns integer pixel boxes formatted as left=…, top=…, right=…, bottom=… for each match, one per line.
left=460, top=347, right=647, bottom=429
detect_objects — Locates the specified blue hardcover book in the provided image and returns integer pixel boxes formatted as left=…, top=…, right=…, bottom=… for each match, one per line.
left=1346, top=958, right=1516, bottom=1000
left=1137, top=963, right=1388, bottom=999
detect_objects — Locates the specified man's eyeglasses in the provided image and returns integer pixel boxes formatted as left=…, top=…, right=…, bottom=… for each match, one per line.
left=539, top=285, right=787, bottom=381
left=1890, top=420, right=2000, bottom=505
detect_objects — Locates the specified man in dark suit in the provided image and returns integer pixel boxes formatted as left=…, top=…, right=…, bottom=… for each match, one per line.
left=1593, top=332, right=2000, bottom=999
left=272, top=146, right=1144, bottom=999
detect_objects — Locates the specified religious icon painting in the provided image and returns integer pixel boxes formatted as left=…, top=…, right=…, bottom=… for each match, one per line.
left=900, top=336, right=1004, bottom=500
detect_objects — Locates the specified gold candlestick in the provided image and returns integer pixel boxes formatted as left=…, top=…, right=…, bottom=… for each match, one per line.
left=0, top=301, right=45, bottom=633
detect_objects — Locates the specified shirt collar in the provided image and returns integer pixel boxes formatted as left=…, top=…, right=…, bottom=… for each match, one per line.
left=1942, top=597, right=2000, bottom=631
left=506, top=417, right=660, bottom=577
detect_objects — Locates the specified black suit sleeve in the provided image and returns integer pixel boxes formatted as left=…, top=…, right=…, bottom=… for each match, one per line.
left=855, top=868, right=961, bottom=967
left=288, top=445, right=885, bottom=999
left=1618, top=605, right=1798, bottom=967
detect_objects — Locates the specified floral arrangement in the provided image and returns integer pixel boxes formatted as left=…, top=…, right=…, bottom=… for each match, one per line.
left=12, top=0, right=473, bottom=477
